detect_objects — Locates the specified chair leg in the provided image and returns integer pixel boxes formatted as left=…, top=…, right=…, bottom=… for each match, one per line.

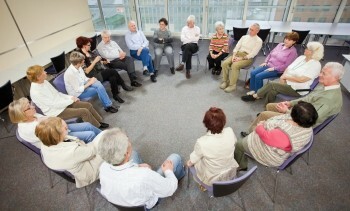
left=196, top=54, right=200, bottom=72
left=48, top=169, right=54, bottom=188
left=1, top=117, right=10, bottom=133
left=272, top=171, right=280, bottom=203
left=66, top=181, right=70, bottom=194
left=187, top=167, right=191, bottom=189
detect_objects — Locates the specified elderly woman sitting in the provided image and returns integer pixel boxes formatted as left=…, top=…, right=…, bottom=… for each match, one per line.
left=8, top=97, right=101, bottom=148
left=207, top=21, right=229, bottom=75
left=187, top=107, right=239, bottom=188
left=234, top=101, right=318, bottom=169
left=35, top=117, right=103, bottom=188
left=241, top=41, right=324, bottom=104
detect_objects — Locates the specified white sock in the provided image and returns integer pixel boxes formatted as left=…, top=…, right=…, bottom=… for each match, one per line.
left=144, top=66, right=148, bottom=70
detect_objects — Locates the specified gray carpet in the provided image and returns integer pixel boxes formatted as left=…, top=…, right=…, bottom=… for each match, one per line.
left=0, top=36, right=350, bottom=210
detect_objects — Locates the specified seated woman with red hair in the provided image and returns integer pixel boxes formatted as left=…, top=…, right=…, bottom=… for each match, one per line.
left=187, top=107, right=239, bottom=188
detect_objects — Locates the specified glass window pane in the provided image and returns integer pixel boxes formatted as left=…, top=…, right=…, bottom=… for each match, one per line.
left=88, top=0, right=104, bottom=31
left=340, top=2, right=350, bottom=23
left=247, top=0, right=289, bottom=21
left=100, top=0, right=132, bottom=30
left=293, top=0, right=342, bottom=22
left=137, top=0, right=165, bottom=32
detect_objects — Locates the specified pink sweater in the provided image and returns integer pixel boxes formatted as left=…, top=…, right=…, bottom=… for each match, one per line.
left=255, top=124, right=292, bottom=152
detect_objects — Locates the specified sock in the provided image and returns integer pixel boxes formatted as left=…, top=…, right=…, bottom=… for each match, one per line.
left=144, top=66, right=148, bottom=70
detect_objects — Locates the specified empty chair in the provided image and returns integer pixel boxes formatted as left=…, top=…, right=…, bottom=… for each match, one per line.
left=45, top=51, right=66, bottom=75
left=292, top=29, right=310, bottom=52
left=276, top=77, right=319, bottom=101
left=0, top=80, right=14, bottom=132
left=257, top=28, right=271, bottom=55
left=187, top=165, right=257, bottom=210
left=313, top=114, right=338, bottom=135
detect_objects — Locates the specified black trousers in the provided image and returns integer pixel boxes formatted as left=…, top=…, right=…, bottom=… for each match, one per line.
left=207, top=51, right=229, bottom=70
left=108, top=56, right=136, bottom=81
left=100, top=68, right=125, bottom=96
left=181, top=43, right=198, bottom=70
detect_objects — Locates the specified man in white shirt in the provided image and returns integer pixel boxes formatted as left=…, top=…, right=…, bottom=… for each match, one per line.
left=97, top=30, right=142, bottom=87
left=220, top=23, right=262, bottom=92
left=175, top=15, right=201, bottom=79
left=97, top=128, right=186, bottom=209
left=64, top=51, right=118, bottom=113
left=125, top=21, right=157, bottom=83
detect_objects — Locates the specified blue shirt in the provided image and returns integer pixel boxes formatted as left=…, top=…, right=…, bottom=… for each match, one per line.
left=125, top=30, right=149, bottom=50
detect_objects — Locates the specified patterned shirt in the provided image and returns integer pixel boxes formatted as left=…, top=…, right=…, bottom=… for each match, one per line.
left=209, top=33, right=229, bottom=53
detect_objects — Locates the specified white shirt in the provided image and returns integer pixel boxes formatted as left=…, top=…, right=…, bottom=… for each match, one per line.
left=285, top=55, right=321, bottom=95
left=233, top=35, right=262, bottom=59
left=180, top=25, right=200, bottom=45
left=125, top=30, right=149, bottom=50
left=97, top=40, right=123, bottom=60
left=99, top=161, right=178, bottom=209
left=18, top=113, right=45, bottom=148
left=30, top=80, right=74, bottom=116
left=64, top=64, right=89, bottom=97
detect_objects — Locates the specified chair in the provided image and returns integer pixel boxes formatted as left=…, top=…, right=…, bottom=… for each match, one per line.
left=292, top=29, right=310, bottom=53
left=313, top=114, right=338, bottom=135
left=96, top=188, right=147, bottom=211
left=276, top=77, right=319, bottom=101
left=241, top=56, right=257, bottom=83
left=178, top=43, right=201, bottom=72
left=229, top=27, right=249, bottom=49
left=45, top=51, right=66, bottom=76
left=0, top=80, right=14, bottom=132
left=16, top=128, right=41, bottom=155
left=90, top=34, right=98, bottom=52
left=187, top=165, right=257, bottom=210
left=52, top=72, right=92, bottom=101
left=257, top=28, right=271, bottom=56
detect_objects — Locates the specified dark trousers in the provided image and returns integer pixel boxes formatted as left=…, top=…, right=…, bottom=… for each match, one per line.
left=108, top=56, right=136, bottom=81
left=207, top=51, right=229, bottom=70
left=181, top=43, right=198, bottom=70
left=100, top=68, right=125, bottom=96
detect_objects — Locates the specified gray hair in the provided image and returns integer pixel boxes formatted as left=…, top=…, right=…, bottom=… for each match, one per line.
left=69, top=51, right=85, bottom=65
left=187, top=15, right=195, bottom=23
left=101, top=30, right=111, bottom=37
left=324, top=62, right=345, bottom=80
left=214, top=21, right=225, bottom=30
left=251, top=23, right=260, bottom=31
left=307, top=42, right=324, bottom=61
left=97, top=128, right=129, bottom=165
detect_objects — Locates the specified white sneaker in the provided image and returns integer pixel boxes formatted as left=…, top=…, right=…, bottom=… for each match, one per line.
left=246, top=91, right=255, bottom=95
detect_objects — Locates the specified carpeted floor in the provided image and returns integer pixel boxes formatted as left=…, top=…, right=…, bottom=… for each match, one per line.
left=0, top=36, right=349, bottom=210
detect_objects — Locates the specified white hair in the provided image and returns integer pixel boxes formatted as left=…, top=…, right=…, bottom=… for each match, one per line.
left=98, top=128, right=129, bottom=165
left=101, top=30, right=111, bottom=37
left=187, top=15, right=195, bottom=23
left=324, top=62, right=345, bottom=80
left=307, top=42, right=324, bottom=61
left=214, top=21, right=225, bottom=30
left=251, top=23, right=260, bottom=31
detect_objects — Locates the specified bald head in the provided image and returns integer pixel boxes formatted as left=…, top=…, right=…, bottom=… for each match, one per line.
left=128, top=21, right=137, bottom=32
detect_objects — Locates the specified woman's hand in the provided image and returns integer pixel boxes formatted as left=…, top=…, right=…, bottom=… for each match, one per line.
left=259, top=62, right=267, bottom=67
left=186, top=160, right=193, bottom=167
left=93, top=56, right=102, bottom=64
left=266, top=67, right=274, bottom=72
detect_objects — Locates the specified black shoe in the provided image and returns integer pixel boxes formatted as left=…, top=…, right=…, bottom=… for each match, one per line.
left=122, top=84, right=133, bottom=91
left=131, top=81, right=142, bottom=87
left=215, top=69, right=222, bottom=75
left=170, top=67, right=175, bottom=74
left=211, top=68, right=215, bottom=75
left=113, top=95, right=125, bottom=103
left=186, top=70, right=191, bottom=79
left=256, top=112, right=260, bottom=117
left=176, top=64, right=184, bottom=71
left=154, top=70, right=158, bottom=77
left=105, top=106, right=119, bottom=113
left=240, top=131, right=249, bottom=138
left=99, top=122, right=109, bottom=129
left=129, top=73, right=138, bottom=80
left=150, top=74, right=157, bottom=82
left=143, top=70, right=150, bottom=76
left=241, top=95, right=256, bottom=102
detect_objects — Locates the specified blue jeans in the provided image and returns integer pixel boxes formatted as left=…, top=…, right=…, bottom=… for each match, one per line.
left=78, top=81, right=112, bottom=109
left=250, top=66, right=279, bottom=92
left=130, top=48, right=154, bottom=73
left=68, top=122, right=102, bottom=143
left=131, top=152, right=185, bottom=180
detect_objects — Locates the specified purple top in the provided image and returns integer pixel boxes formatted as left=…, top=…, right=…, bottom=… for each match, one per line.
left=265, top=43, right=298, bottom=73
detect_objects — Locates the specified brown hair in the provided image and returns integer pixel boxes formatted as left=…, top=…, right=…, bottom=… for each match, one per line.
left=284, top=32, right=299, bottom=43
left=76, top=36, right=92, bottom=49
left=8, top=97, right=29, bottom=123
left=203, top=107, right=226, bottom=134
left=35, top=117, right=63, bottom=146
left=27, top=65, right=44, bottom=82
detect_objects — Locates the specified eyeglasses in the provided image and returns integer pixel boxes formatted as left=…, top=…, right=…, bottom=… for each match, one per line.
left=86, top=44, right=91, bottom=46
left=24, top=101, right=35, bottom=112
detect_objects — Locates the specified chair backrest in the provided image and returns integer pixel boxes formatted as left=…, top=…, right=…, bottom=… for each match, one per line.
left=52, top=72, right=68, bottom=94
left=257, top=28, right=271, bottom=42
left=40, top=152, right=75, bottom=183
left=90, top=34, right=98, bottom=52
left=212, top=166, right=257, bottom=197
left=233, top=27, right=249, bottom=41
left=313, top=114, right=338, bottom=135
left=292, top=29, right=310, bottom=45
left=16, top=128, right=41, bottom=155
left=96, top=188, right=147, bottom=211
left=278, top=133, right=314, bottom=171
left=51, top=51, right=66, bottom=75
left=276, top=77, right=319, bottom=101
left=0, top=80, right=14, bottom=111
left=309, top=77, right=319, bottom=90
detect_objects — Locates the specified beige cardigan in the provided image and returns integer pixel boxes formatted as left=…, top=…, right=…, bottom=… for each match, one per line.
left=190, top=127, right=239, bottom=186
left=41, top=140, right=103, bottom=188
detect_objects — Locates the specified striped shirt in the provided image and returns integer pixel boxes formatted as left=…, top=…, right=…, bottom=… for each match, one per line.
left=209, top=33, right=229, bottom=53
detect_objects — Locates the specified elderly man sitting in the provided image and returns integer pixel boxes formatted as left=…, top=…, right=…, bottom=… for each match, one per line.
left=220, top=23, right=262, bottom=92
left=97, top=128, right=186, bottom=209
left=241, top=62, right=344, bottom=137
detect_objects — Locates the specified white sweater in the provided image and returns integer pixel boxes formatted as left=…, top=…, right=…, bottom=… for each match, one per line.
left=233, top=35, right=262, bottom=59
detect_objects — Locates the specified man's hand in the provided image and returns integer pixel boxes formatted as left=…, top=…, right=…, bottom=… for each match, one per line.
left=139, top=163, right=152, bottom=169
left=186, top=160, right=193, bottom=167
left=71, top=96, right=80, bottom=102
left=137, top=47, right=143, bottom=56
left=276, top=101, right=291, bottom=113
left=161, top=160, right=174, bottom=172
left=119, top=51, right=126, bottom=60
